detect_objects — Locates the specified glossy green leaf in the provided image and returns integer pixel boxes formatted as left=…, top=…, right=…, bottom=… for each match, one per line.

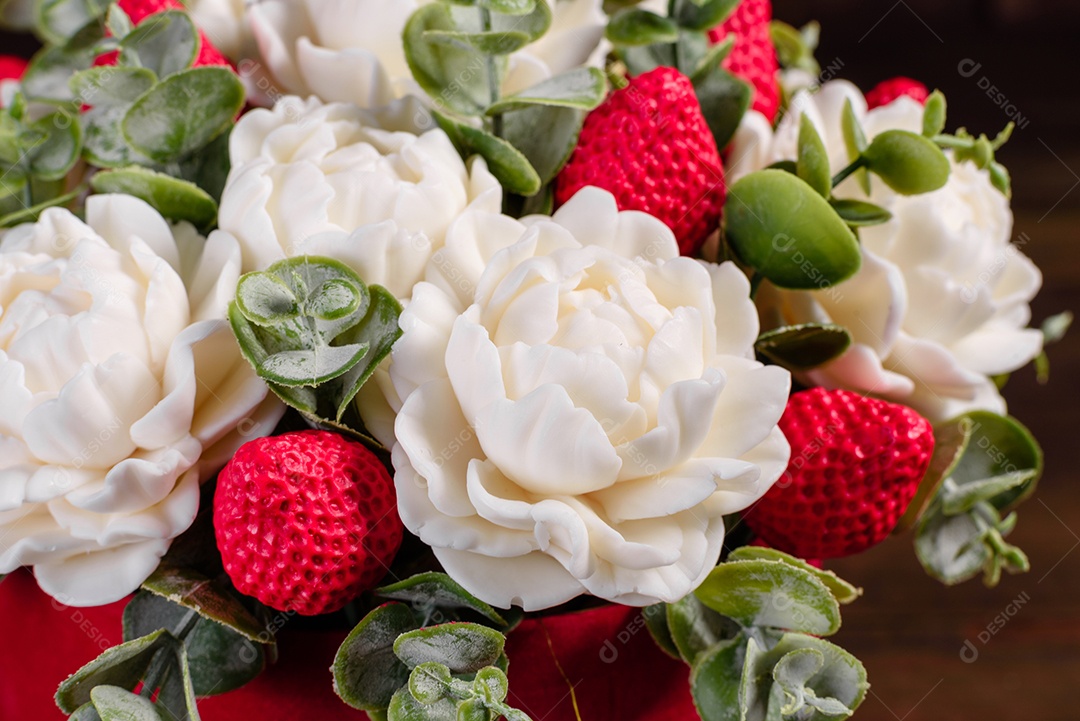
left=606, top=8, right=679, bottom=45
left=755, top=323, right=852, bottom=371
left=486, top=67, right=606, bottom=114
left=695, top=559, right=841, bottom=636
left=727, top=547, right=861, bottom=604
left=692, top=64, right=752, bottom=150
left=498, top=103, right=583, bottom=185
left=119, top=10, right=198, bottom=78
left=688, top=635, right=745, bottom=721
left=123, top=67, right=244, bottom=162
left=673, top=0, right=739, bottom=31
left=404, top=4, right=491, bottom=115
left=56, top=630, right=173, bottom=714
left=828, top=198, right=892, bottom=227
left=71, top=67, right=157, bottom=107
left=89, top=686, right=164, bottom=721
left=797, top=114, right=830, bottom=197
left=862, top=130, right=950, bottom=195
left=376, top=572, right=508, bottom=628
left=394, top=623, right=505, bottom=674
left=724, top=169, right=861, bottom=290
left=434, top=111, right=541, bottom=195
left=91, top=167, right=218, bottom=228
left=334, top=603, right=418, bottom=711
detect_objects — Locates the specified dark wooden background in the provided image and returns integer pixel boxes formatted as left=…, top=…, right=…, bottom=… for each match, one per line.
left=3, top=2, right=1079, bottom=718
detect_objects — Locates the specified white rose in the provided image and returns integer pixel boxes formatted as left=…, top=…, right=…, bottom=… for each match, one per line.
left=217, top=95, right=501, bottom=299
left=247, top=0, right=607, bottom=108
left=379, top=187, right=791, bottom=610
left=187, top=0, right=253, bottom=61
left=0, top=196, right=283, bottom=606
left=736, top=81, right=1043, bottom=420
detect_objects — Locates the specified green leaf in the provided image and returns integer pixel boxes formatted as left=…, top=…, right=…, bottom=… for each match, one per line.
left=473, top=666, right=508, bottom=704
left=258, top=344, right=370, bottom=387
left=119, top=11, right=198, bottom=78
left=755, top=323, right=852, bottom=371
left=616, top=40, right=675, bottom=77
left=106, top=4, right=133, bottom=38
left=486, top=67, right=606, bottom=115
left=692, top=64, right=752, bottom=150
left=56, top=630, right=173, bottom=714
left=177, top=127, right=231, bottom=202
left=123, top=67, right=244, bottom=162
left=433, top=111, right=541, bottom=195
left=828, top=198, right=892, bottom=227
left=422, top=29, right=532, bottom=55
left=140, top=565, right=267, bottom=643
left=895, top=415, right=973, bottom=532
left=606, top=8, right=679, bottom=45
left=334, top=603, right=418, bottom=711
left=689, top=635, right=745, bottom=721
left=408, top=663, right=452, bottom=704
left=940, top=472, right=1035, bottom=516
left=91, top=167, right=218, bottom=228
left=797, top=115, right=831, bottom=197
left=667, top=594, right=737, bottom=664
left=68, top=702, right=104, bottom=721
left=331, top=284, right=403, bottom=421
left=862, top=130, right=951, bottom=195
left=235, top=272, right=302, bottom=325
left=89, top=686, right=164, bottom=721
left=404, top=4, right=491, bottom=116
left=724, top=169, right=861, bottom=290
left=673, top=0, right=739, bottom=31
left=24, top=112, right=81, bottom=180
left=481, top=0, right=536, bottom=15
left=376, top=572, right=508, bottom=628
left=914, top=510, right=989, bottom=585
left=1042, top=311, right=1073, bottom=344
left=949, top=412, right=1042, bottom=511
left=387, top=686, right=458, bottom=721
left=488, top=0, right=551, bottom=40
left=840, top=98, right=870, bottom=194
left=22, top=36, right=100, bottom=102
left=35, top=0, right=108, bottom=45
left=83, top=103, right=153, bottom=168
left=0, top=187, right=82, bottom=228
left=922, top=90, right=946, bottom=137
left=498, top=103, right=583, bottom=186
left=71, top=67, right=157, bottom=107
left=770, top=20, right=820, bottom=75
left=642, top=604, right=681, bottom=661
left=394, top=623, right=505, bottom=674
left=695, top=560, right=841, bottom=636
left=727, top=547, right=862, bottom=604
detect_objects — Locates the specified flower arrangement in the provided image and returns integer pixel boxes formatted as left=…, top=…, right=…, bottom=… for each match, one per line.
left=0, top=0, right=1070, bottom=719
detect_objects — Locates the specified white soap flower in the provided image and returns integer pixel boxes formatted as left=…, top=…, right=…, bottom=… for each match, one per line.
left=246, top=0, right=607, bottom=108
left=217, top=94, right=501, bottom=299
left=0, top=195, right=283, bottom=606
left=380, top=187, right=791, bottom=610
left=734, top=81, right=1042, bottom=420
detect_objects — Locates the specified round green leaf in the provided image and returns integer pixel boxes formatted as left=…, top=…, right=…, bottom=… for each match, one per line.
left=404, top=4, right=491, bottom=116
left=56, top=630, right=173, bottom=714
left=122, top=67, right=244, bottom=162
left=695, top=559, right=841, bottom=636
left=724, top=169, right=861, bottom=290
left=605, top=9, right=679, bottom=46
left=473, top=666, right=509, bottom=703
left=642, top=604, right=680, bottom=661
left=862, top=129, right=951, bottom=195
left=481, top=0, right=536, bottom=14
left=666, top=595, right=738, bottom=664
left=727, top=547, right=862, bottom=604
left=422, top=28, right=532, bottom=55
left=90, top=167, right=219, bottom=228
left=119, top=10, right=198, bottom=78
left=948, top=411, right=1042, bottom=511
left=408, top=663, right=452, bottom=705
left=674, top=0, right=740, bottom=31
left=376, top=572, right=508, bottom=628
left=394, top=623, right=505, bottom=674
left=89, top=686, right=163, bottom=721
left=486, top=67, right=606, bottom=115
left=689, top=635, right=745, bottom=721
left=70, top=66, right=157, bottom=108
left=692, top=65, right=752, bottom=150
left=334, top=603, right=418, bottom=711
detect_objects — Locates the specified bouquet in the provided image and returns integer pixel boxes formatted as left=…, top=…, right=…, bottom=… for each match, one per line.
left=0, top=0, right=1069, bottom=719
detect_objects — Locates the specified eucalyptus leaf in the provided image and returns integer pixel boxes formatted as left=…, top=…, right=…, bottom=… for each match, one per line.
left=334, top=603, right=418, bottom=711
left=828, top=198, right=892, bottom=227
left=481, top=0, right=536, bottom=15
left=667, top=594, right=738, bottom=664
left=486, top=67, right=605, bottom=115
left=642, top=604, right=681, bottom=660
left=83, top=103, right=153, bottom=168
left=376, top=572, right=508, bottom=627
left=56, top=630, right=174, bottom=714
left=914, top=510, right=988, bottom=585
left=106, top=4, right=133, bottom=38
left=332, top=285, right=403, bottom=421
left=755, top=323, right=852, bottom=371
left=689, top=635, right=745, bottom=721
left=895, top=415, right=973, bottom=532
left=154, top=644, right=202, bottom=721
left=120, top=11, right=198, bottom=78
left=840, top=98, right=870, bottom=194
left=71, top=67, right=157, bottom=107
left=91, top=167, right=218, bottom=228
left=695, top=559, right=841, bottom=636
left=422, top=28, right=532, bottom=55
left=387, top=686, right=458, bottom=721
left=404, top=4, right=491, bottom=116
left=140, top=565, right=267, bottom=643
left=948, top=411, right=1042, bottom=511
left=862, top=130, right=950, bottom=195
left=692, top=64, right=752, bottom=150
left=940, top=471, right=1037, bottom=516
left=35, top=0, right=108, bottom=45
left=606, top=8, right=679, bottom=45
left=434, top=111, right=541, bottom=195
left=68, top=702, right=103, bottom=721
left=27, top=112, right=84, bottom=181
left=727, top=547, right=862, bottom=604
left=0, top=187, right=82, bottom=227
left=797, top=115, right=830, bottom=197
left=673, top=0, right=739, bottom=31
left=123, top=67, right=244, bottom=162
left=408, top=662, right=452, bottom=704
left=21, top=37, right=99, bottom=102
left=724, top=170, right=861, bottom=290
left=89, top=686, right=164, bottom=721
left=473, top=666, right=509, bottom=703
left=394, top=623, right=505, bottom=674
left=498, top=103, right=583, bottom=185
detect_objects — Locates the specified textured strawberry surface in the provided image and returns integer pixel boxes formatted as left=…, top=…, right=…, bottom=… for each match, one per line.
left=556, top=66, right=726, bottom=257
left=708, top=0, right=780, bottom=122
left=0, top=55, right=27, bottom=81
left=746, top=388, right=934, bottom=559
left=214, top=430, right=403, bottom=616
left=95, top=0, right=232, bottom=68
left=866, top=76, right=930, bottom=109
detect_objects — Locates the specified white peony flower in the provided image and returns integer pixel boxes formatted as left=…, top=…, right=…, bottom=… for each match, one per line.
left=0, top=195, right=283, bottom=606
left=246, top=0, right=607, bottom=108
left=217, top=94, right=502, bottom=299
left=735, top=81, right=1043, bottom=420
left=376, top=187, right=791, bottom=610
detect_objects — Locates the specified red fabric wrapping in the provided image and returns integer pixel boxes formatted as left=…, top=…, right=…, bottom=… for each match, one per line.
left=0, top=569, right=698, bottom=720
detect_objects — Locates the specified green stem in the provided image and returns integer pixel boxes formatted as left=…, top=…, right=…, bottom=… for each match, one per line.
left=831, top=157, right=868, bottom=188
left=479, top=6, right=503, bottom=138
left=138, top=609, right=200, bottom=699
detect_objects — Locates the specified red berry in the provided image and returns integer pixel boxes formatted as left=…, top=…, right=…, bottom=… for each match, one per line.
left=95, top=0, right=232, bottom=70
left=555, top=66, right=726, bottom=257
left=214, top=430, right=403, bottom=616
left=708, top=0, right=780, bottom=122
left=0, top=56, right=27, bottom=82
left=865, top=77, right=929, bottom=110
left=745, top=388, right=934, bottom=559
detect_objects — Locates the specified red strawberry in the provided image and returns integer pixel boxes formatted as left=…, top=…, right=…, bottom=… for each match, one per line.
left=0, top=56, right=27, bottom=82
left=708, top=0, right=780, bottom=123
left=866, top=77, right=929, bottom=109
left=214, top=430, right=403, bottom=616
left=555, top=66, right=726, bottom=257
left=95, top=0, right=232, bottom=70
left=745, top=388, right=934, bottom=559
